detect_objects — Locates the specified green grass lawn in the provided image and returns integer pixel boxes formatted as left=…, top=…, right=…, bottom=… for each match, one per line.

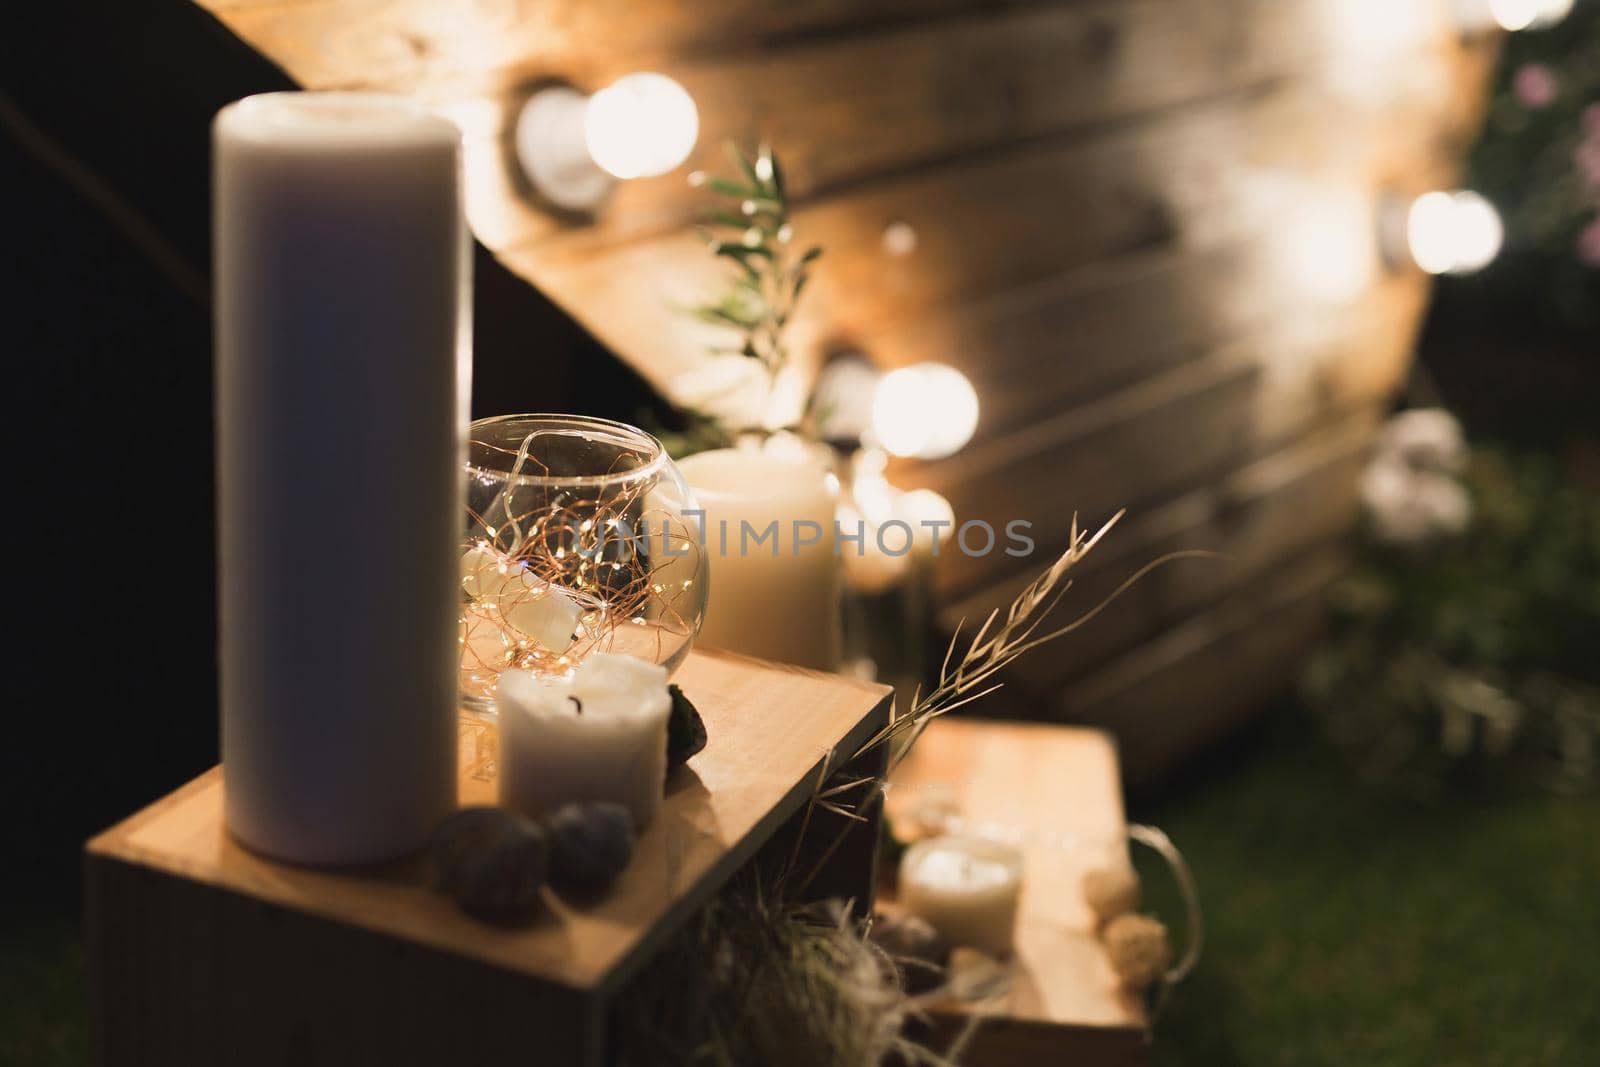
left=5, top=712, right=1595, bottom=1066
left=1134, top=713, right=1600, bottom=1067
left=1, top=919, right=86, bottom=1066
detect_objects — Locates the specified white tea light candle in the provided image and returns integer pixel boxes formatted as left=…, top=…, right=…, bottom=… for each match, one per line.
left=214, top=92, right=469, bottom=866
left=498, top=654, right=673, bottom=827
left=899, top=836, right=1024, bottom=956
left=677, top=449, right=842, bottom=670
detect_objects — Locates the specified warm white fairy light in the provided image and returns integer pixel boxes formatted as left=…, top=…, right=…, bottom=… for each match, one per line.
left=871, top=363, right=979, bottom=460
left=584, top=73, right=699, bottom=180
left=1491, top=0, right=1543, bottom=29
left=895, top=488, right=955, bottom=558
left=516, top=73, right=698, bottom=211
left=1455, top=0, right=1574, bottom=31
left=1405, top=190, right=1504, bottom=275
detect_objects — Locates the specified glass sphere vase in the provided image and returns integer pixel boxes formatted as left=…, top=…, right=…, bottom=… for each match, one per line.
left=459, top=415, right=707, bottom=712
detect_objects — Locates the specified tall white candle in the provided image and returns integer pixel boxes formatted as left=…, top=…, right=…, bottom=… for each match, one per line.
left=497, top=654, right=672, bottom=827
left=215, top=92, right=469, bottom=866
left=676, top=449, right=842, bottom=670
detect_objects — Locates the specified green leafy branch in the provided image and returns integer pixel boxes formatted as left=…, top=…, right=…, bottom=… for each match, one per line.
left=689, top=144, right=821, bottom=400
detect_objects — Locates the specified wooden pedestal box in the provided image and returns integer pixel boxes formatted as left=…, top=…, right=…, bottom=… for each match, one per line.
left=885, top=719, right=1152, bottom=1067
left=85, top=650, right=890, bottom=1067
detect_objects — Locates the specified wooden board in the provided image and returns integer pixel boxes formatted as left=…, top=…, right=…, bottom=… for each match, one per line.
left=883, top=717, right=1147, bottom=1066
left=86, top=649, right=891, bottom=1065
left=941, top=408, right=1377, bottom=693
left=919, top=269, right=1427, bottom=595
left=1054, top=545, right=1345, bottom=781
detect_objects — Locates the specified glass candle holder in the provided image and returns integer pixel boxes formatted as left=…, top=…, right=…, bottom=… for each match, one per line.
left=460, top=415, right=707, bottom=712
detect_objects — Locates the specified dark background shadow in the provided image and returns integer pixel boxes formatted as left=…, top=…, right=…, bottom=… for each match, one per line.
left=2, top=0, right=671, bottom=919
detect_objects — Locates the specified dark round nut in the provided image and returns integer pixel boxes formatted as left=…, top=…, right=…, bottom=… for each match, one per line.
left=545, top=802, right=637, bottom=895
left=453, top=818, right=550, bottom=925
left=428, top=807, right=520, bottom=893
left=429, top=807, right=550, bottom=925
left=667, top=684, right=708, bottom=768
left=869, top=913, right=951, bottom=995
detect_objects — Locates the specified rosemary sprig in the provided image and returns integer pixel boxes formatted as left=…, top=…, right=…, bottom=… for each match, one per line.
left=689, top=144, right=821, bottom=400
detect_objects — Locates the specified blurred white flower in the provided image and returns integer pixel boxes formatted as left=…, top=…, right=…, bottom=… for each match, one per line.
left=1362, top=459, right=1432, bottom=545
left=1361, top=458, right=1472, bottom=546
left=1377, top=408, right=1468, bottom=475
left=1414, top=475, right=1472, bottom=537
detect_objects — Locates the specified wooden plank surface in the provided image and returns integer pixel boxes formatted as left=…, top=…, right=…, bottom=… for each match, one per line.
left=437, top=0, right=1335, bottom=254
left=87, top=649, right=891, bottom=995
left=1055, top=545, right=1345, bottom=781
left=882, top=718, right=1146, bottom=1063
left=918, top=267, right=1426, bottom=594
left=943, top=408, right=1376, bottom=694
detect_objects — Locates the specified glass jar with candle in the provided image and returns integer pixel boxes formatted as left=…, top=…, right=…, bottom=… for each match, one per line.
left=460, top=415, right=708, bottom=712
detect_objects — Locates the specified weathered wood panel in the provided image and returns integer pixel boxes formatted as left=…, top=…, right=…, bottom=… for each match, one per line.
left=501, top=51, right=1489, bottom=413
left=943, top=409, right=1378, bottom=694
left=1051, top=545, right=1346, bottom=782
left=919, top=268, right=1426, bottom=592
left=190, top=0, right=1498, bottom=769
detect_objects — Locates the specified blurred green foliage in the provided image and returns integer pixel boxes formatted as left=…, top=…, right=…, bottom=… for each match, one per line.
left=1304, top=446, right=1600, bottom=794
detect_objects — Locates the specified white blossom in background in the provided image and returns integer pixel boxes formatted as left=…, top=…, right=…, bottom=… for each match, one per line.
left=1361, top=408, right=1473, bottom=547
left=1378, top=407, right=1469, bottom=475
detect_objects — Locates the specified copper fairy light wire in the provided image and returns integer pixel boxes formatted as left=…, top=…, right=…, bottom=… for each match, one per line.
left=458, top=432, right=704, bottom=701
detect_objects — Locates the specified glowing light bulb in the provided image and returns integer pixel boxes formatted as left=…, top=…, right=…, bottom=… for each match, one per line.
left=1488, top=0, right=1541, bottom=29
left=895, top=488, right=956, bottom=558
left=516, top=73, right=699, bottom=212
left=1537, top=0, right=1575, bottom=25
left=1406, top=191, right=1503, bottom=275
left=871, top=363, right=979, bottom=460
left=1456, top=0, right=1572, bottom=31
left=584, top=73, right=698, bottom=180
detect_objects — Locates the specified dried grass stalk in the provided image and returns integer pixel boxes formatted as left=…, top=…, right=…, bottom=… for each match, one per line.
left=618, top=514, right=1207, bottom=1064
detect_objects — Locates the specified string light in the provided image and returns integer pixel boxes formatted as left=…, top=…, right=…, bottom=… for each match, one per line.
left=515, top=73, right=699, bottom=212
left=1403, top=190, right=1504, bottom=275
left=1455, top=0, right=1574, bottom=31
left=583, top=74, right=699, bottom=180
left=871, top=363, right=980, bottom=460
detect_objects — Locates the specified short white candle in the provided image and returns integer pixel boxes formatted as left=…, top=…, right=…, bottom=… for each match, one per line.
left=497, top=653, right=672, bottom=827
left=214, top=92, right=468, bottom=866
left=676, top=449, right=842, bottom=670
left=899, top=836, right=1024, bottom=956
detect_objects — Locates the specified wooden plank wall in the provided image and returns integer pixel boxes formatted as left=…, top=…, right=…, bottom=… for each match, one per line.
left=194, top=0, right=1497, bottom=779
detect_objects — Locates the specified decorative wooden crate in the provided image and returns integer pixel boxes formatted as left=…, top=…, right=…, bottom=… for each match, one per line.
left=85, top=650, right=890, bottom=1067
left=884, top=718, right=1149, bottom=1067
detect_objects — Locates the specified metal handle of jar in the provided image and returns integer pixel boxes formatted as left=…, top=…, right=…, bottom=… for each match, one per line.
left=1127, top=823, right=1203, bottom=988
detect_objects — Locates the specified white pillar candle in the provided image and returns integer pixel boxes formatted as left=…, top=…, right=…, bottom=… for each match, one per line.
left=676, top=449, right=842, bottom=670
left=899, top=836, right=1024, bottom=956
left=497, top=653, right=672, bottom=827
left=215, top=92, right=469, bottom=866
